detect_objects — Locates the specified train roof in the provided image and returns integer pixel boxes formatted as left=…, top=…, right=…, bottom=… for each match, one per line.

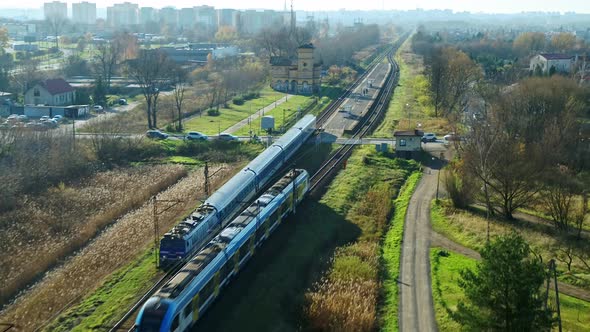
left=163, top=204, right=217, bottom=239
left=156, top=170, right=305, bottom=299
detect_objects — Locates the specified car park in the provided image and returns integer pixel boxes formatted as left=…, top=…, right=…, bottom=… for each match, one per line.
left=186, top=131, right=208, bottom=141
left=421, top=133, right=437, bottom=143
left=217, top=133, right=239, bottom=141
left=146, top=130, right=169, bottom=140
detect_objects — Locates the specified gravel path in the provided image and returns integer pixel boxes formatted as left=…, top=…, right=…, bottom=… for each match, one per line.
left=399, top=166, right=438, bottom=332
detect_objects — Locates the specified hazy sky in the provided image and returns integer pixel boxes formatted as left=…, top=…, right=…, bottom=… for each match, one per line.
left=1, top=0, right=590, bottom=13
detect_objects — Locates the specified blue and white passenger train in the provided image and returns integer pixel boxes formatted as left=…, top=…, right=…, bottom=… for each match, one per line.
left=136, top=169, right=310, bottom=332
left=159, top=115, right=316, bottom=263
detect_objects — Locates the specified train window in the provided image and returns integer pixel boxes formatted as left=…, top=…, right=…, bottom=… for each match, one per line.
left=171, top=315, right=179, bottom=331
left=183, top=302, right=191, bottom=318
left=270, top=210, right=279, bottom=226
left=198, top=278, right=215, bottom=307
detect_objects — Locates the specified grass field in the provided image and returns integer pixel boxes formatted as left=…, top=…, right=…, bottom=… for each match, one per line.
left=232, top=95, right=314, bottom=136
left=431, top=200, right=590, bottom=291
left=183, top=87, right=289, bottom=135
left=43, top=250, right=160, bottom=332
left=381, top=172, right=422, bottom=332
left=374, top=37, right=451, bottom=138
left=430, top=248, right=590, bottom=332
left=194, top=146, right=420, bottom=331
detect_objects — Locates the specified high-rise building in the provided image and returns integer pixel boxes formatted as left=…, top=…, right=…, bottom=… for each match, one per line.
left=195, top=6, right=217, bottom=33
left=159, top=7, right=178, bottom=29
left=179, top=8, right=196, bottom=30
left=240, top=10, right=283, bottom=35
left=72, top=2, right=96, bottom=25
left=217, top=8, right=238, bottom=28
left=139, top=7, right=158, bottom=24
left=43, top=1, right=67, bottom=20
left=107, top=2, right=139, bottom=27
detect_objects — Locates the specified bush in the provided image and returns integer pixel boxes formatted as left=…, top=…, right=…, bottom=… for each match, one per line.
left=232, top=96, right=245, bottom=105
left=442, top=163, right=475, bottom=209
left=243, top=92, right=260, bottom=100
left=207, top=109, right=220, bottom=116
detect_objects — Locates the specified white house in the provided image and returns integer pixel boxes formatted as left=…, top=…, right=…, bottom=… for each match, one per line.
left=394, top=130, right=424, bottom=159
left=529, top=54, right=573, bottom=74
left=24, top=78, right=76, bottom=106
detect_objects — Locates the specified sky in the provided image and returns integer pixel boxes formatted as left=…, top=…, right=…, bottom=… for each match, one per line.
left=1, top=0, right=590, bottom=13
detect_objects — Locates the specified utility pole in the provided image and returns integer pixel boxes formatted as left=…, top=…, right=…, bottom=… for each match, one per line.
left=72, top=111, right=76, bottom=151
left=204, top=162, right=210, bottom=199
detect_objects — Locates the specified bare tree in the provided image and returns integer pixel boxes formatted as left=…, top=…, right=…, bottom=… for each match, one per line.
left=126, top=49, right=172, bottom=129
left=93, top=41, right=122, bottom=94
left=46, top=16, right=68, bottom=50
left=171, top=65, right=189, bottom=131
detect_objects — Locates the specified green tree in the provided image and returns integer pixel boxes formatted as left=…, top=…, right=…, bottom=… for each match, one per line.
left=455, top=233, right=554, bottom=331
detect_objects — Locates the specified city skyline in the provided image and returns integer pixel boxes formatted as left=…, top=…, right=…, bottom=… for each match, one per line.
left=1, top=0, right=590, bottom=14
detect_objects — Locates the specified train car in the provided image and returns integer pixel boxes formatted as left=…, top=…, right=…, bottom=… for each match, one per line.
left=137, top=169, right=309, bottom=332
left=159, top=115, right=315, bottom=263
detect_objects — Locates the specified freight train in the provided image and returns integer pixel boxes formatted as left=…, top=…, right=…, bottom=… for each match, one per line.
left=159, top=115, right=316, bottom=264
left=137, top=169, right=310, bottom=331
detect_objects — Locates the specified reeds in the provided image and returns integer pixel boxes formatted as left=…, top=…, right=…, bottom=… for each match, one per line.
left=0, top=164, right=236, bottom=331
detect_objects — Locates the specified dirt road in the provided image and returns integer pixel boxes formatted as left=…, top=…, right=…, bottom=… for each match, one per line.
left=398, top=166, right=438, bottom=332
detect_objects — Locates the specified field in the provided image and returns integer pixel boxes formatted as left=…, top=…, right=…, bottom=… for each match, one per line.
left=430, top=248, right=590, bottom=332
left=374, top=38, right=451, bottom=138
left=232, top=95, right=314, bottom=136
left=0, top=164, right=187, bottom=308
left=430, top=200, right=590, bottom=291
left=194, top=146, right=420, bottom=331
left=183, top=87, right=290, bottom=135
left=0, top=165, right=237, bottom=331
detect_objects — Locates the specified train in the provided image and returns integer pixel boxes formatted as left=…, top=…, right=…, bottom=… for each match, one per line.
left=159, top=114, right=316, bottom=264
left=136, top=169, right=310, bottom=332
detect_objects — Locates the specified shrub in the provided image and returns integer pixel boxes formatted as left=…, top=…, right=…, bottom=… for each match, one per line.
left=232, top=96, right=245, bottom=105
left=207, top=109, right=220, bottom=116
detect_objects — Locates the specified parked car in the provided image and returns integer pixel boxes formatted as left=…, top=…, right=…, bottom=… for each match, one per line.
left=217, top=133, right=239, bottom=141
left=443, top=133, right=462, bottom=142
left=185, top=131, right=208, bottom=141
left=17, top=115, right=28, bottom=122
left=40, top=115, right=50, bottom=121
left=146, top=130, right=169, bottom=140
left=93, top=105, right=104, bottom=112
left=118, top=98, right=128, bottom=105
left=421, top=133, right=437, bottom=143
left=53, top=115, right=63, bottom=121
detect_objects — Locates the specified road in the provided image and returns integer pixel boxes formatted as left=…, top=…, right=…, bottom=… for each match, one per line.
left=398, top=160, right=439, bottom=332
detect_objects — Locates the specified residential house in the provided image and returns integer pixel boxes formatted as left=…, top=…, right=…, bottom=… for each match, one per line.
left=25, top=78, right=76, bottom=106
left=529, top=54, right=573, bottom=75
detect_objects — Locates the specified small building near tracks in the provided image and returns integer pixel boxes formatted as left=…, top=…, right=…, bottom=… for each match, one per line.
left=394, top=130, right=423, bottom=159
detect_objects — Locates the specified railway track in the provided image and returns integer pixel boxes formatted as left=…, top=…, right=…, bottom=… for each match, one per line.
left=310, top=46, right=401, bottom=193
left=108, top=38, right=404, bottom=332
left=316, top=33, right=408, bottom=128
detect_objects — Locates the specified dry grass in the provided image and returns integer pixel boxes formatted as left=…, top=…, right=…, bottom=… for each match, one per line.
left=304, top=148, right=420, bottom=331
left=0, top=164, right=237, bottom=331
left=0, top=165, right=187, bottom=307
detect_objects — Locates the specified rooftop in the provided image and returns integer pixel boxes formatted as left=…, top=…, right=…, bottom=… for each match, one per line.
left=394, top=130, right=424, bottom=137
left=540, top=53, right=573, bottom=60
left=39, top=78, right=75, bottom=95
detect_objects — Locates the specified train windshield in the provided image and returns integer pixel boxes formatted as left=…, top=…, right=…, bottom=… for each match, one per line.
left=137, top=300, right=169, bottom=332
left=161, top=237, right=186, bottom=251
